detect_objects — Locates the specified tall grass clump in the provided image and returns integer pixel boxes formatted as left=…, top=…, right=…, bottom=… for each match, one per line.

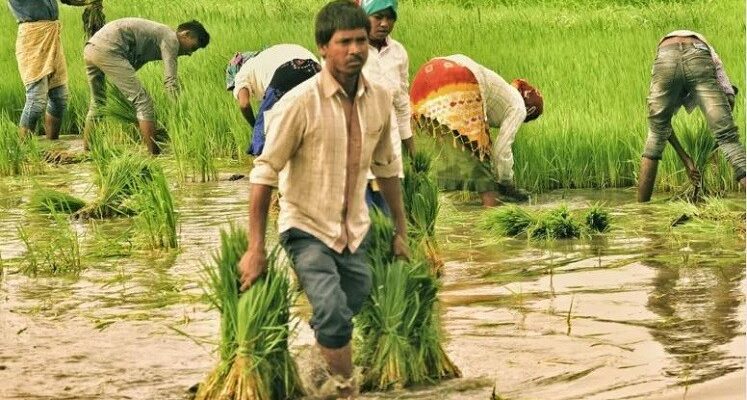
left=195, top=224, right=303, bottom=400
left=165, top=103, right=218, bottom=183
left=356, top=209, right=460, bottom=391
left=29, top=188, right=87, bottom=214
left=17, top=212, right=83, bottom=276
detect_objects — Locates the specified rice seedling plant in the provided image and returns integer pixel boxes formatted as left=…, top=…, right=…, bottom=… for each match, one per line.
left=78, top=152, right=156, bottom=218
left=164, top=100, right=218, bottom=183
left=402, top=150, right=443, bottom=275
left=357, top=209, right=460, bottom=391
left=530, top=206, right=582, bottom=240
left=195, top=224, right=303, bottom=400
left=584, top=204, right=610, bottom=233
left=0, top=113, right=44, bottom=177
left=480, top=205, right=535, bottom=237
left=17, top=211, right=83, bottom=277
left=28, top=188, right=87, bottom=214
left=131, top=164, right=179, bottom=249
left=356, top=257, right=460, bottom=390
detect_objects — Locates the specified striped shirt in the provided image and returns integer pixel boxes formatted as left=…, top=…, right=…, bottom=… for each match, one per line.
left=249, top=67, right=397, bottom=253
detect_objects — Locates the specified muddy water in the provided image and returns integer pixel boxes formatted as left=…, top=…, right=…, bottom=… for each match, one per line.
left=0, top=149, right=744, bottom=399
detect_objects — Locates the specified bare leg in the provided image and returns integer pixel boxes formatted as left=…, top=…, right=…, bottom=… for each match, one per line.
left=480, top=191, right=500, bottom=207
left=637, top=157, right=659, bottom=202
left=138, top=119, right=159, bottom=155
left=44, top=113, right=62, bottom=140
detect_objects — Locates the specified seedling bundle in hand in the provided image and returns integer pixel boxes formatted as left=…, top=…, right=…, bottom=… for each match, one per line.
left=195, top=225, right=303, bottom=400
left=355, top=210, right=460, bottom=391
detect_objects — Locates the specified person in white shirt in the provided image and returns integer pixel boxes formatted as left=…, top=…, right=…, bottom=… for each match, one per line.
left=411, top=55, right=543, bottom=206
left=228, top=44, right=319, bottom=131
left=359, top=0, right=414, bottom=213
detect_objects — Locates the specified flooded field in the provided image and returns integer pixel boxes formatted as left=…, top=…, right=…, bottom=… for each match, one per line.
left=0, top=143, right=744, bottom=400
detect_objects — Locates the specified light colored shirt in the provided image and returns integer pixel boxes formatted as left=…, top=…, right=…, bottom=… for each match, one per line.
left=661, top=30, right=735, bottom=113
left=249, top=68, right=397, bottom=253
left=88, top=18, right=180, bottom=96
left=8, top=0, right=57, bottom=23
left=233, top=44, right=318, bottom=101
left=441, top=54, right=526, bottom=184
left=363, top=36, right=412, bottom=178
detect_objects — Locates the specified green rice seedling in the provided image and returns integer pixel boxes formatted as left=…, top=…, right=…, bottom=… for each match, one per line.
left=368, top=208, right=395, bottom=264
left=481, top=205, right=535, bottom=237
left=0, top=113, right=44, bottom=177
left=195, top=225, right=303, bottom=400
left=17, top=212, right=83, bottom=277
left=530, top=206, right=582, bottom=240
left=356, top=259, right=460, bottom=391
left=78, top=152, right=155, bottom=218
left=403, top=150, right=443, bottom=276
left=131, top=164, right=178, bottom=249
left=584, top=204, right=610, bottom=233
left=28, top=188, right=87, bottom=214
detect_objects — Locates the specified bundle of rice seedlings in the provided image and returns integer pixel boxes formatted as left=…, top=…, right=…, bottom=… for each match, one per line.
left=402, top=150, right=442, bottom=275
left=356, top=258, right=460, bottom=390
left=584, top=204, right=610, bottom=233
left=530, top=206, right=582, bottom=240
left=29, top=188, right=87, bottom=214
left=480, top=205, right=535, bottom=237
left=77, top=152, right=155, bottom=218
left=131, top=165, right=178, bottom=249
left=356, top=210, right=460, bottom=391
left=17, top=211, right=83, bottom=277
left=195, top=225, right=303, bottom=400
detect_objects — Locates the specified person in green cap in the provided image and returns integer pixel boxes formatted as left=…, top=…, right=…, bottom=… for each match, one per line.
left=358, top=0, right=415, bottom=214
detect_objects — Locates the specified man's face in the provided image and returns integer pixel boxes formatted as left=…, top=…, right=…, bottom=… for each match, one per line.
left=319, top=28, right=369, bottom=77
left=178, top=32, right=200, bottom=56
left=368, top=8, right=396, bottom=42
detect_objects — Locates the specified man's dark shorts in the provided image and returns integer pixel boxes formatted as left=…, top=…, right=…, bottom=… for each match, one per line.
left=280, top=228, right=372, bottom=349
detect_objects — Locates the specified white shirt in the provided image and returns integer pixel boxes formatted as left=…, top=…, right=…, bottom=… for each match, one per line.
left=363, top=36, right=412, bottom=178
left=440, top=54, right=526, bottom=185
left=232, top=44, right=318, bottom=101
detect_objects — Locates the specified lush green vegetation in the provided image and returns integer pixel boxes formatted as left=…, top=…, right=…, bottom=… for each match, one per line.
left=0, top=0, right=742, bottom=192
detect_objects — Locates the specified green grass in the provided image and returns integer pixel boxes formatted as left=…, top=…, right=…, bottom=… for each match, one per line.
left=1, top=0, right=741, bottom=193
left=132, top=164, right=179, bottom=249
left=0, top=113, right=44, bottom=177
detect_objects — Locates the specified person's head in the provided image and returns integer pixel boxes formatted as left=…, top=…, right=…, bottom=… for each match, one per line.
left=316, top=0, right=370, bottom=77
left=511, top=79, right=544, bottom=122
left=176, top=20, right=210, bottom=56
left=361, top=0, right=398, bottom=42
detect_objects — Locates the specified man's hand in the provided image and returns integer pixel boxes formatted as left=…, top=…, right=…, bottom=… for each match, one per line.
left=392, top=234, right=410, bottom=261
left=238, top=248, right=267, bottom=291
left=684, top=159, right=701, bottom=185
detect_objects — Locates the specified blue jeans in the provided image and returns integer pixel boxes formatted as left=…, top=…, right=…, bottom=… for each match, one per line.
left=643, top=43, right=746, bottom=180
left=280, top=228, right=372, bottom=349
left=19, top=77, right=67, bottom=130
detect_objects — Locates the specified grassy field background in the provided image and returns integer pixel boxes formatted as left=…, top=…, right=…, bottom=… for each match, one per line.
left=0, top=0, right=744, bottom=193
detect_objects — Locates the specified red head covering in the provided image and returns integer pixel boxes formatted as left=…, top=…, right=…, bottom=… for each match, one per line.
left=513, top=79, right=543, bottom=122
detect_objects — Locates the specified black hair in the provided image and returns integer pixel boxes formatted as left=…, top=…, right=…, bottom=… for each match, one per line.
left=315, top=0, right=370, bottom=46
left=178, top=20, right=210, bottom=48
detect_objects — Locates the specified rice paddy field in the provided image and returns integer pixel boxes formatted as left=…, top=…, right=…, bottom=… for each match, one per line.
left=0, top=0, right=745, bottom=399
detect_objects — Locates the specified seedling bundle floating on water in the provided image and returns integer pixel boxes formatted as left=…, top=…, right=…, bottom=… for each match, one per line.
left=195, top=225, right=303, bottom=400
left=482, top=204, right=612, bottom=239
left=29, top=189, right=87, bottom=214
left=356, top=210, right=460, bottom=391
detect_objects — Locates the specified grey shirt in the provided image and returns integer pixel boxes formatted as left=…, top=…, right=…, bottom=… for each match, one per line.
left=88, top=18, right=180, bottom=95
left=7, top=0, right=58, bottom=23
